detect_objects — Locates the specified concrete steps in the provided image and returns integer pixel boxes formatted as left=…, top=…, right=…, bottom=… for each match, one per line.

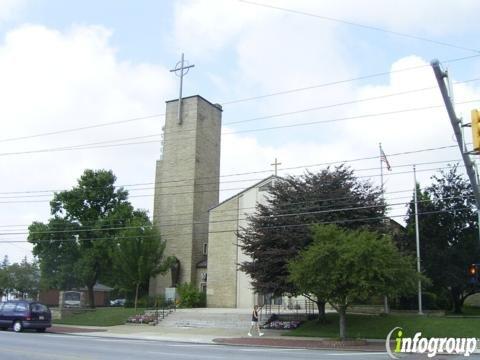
left=152, top=308, right=256, bottom=329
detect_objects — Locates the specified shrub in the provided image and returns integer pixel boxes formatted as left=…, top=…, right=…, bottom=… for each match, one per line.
left=176, top=283, right=206, bottom=308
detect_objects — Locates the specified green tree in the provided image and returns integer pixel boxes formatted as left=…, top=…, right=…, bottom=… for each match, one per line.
left=404, top=166, right=479, bottom=313
left=113, top=211, right=172, bottom=310
left=29, top=169, right=137, bottom=308
left=0, top=256, right=11, bottom=299
left=239, top=166, right=385, bottom=317
left=289, top=225, right=420, bottom=340
left=8, top=258, right=40, bottom=299
left=29, top=218, right=81, bottom=290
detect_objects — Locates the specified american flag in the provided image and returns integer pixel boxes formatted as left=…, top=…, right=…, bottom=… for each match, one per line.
left=380, top=147, right=392, bottom=171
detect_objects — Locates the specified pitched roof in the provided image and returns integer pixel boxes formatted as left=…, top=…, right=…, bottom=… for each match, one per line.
left=79, top=283, right=114, bottom=292
left=209, top=175, right=279, bottom=211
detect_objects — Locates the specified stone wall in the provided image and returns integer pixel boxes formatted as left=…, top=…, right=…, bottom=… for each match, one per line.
left=150, top=96, right=222, bottom=296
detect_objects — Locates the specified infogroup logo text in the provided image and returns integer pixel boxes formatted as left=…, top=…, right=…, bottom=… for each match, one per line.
left=386, top=327, right=478, bottom=358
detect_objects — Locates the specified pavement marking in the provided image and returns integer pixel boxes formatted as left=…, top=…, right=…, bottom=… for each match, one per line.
left=46, top=334, right=82, bottom=338
left=0, top=345, right=85, bottom=359
left=238, top=348, right=306, bottom=352
left=165, top=344, right=219, bottom=347
left=326, top=352, right=388, bottom=356
left=147, top=351, right=224, bottom=358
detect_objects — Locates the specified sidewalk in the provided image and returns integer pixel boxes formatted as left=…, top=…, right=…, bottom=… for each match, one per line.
left=50, top=323, right=251, bottom=343
left=49, top=324, right=386, bottom=352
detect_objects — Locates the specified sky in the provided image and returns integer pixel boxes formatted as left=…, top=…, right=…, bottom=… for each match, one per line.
left=0, top=0, right=480, bottom=262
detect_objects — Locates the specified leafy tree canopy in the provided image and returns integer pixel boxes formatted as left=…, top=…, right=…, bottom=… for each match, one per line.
left=289, top=224, right=420, bottom=340
left=404, top=165, right=480, bottom=313
left=29, top=169, right=139, bottom=307
left=113, top=210, right=172, bottom=309
left=239, top=166, right=386, bottom=298
left=0, top=257, right=39, bottom=300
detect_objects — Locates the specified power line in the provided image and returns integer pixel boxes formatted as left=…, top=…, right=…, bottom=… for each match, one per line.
left=220, top=54, right=480, bottom=105
left=238, top=0, right=480, bottom=53
left=157, top=90, right=480, bottom=136
left=1, top=55, right=479, bottom=144
left=7, top=193, right=473, bottom=236
left=222, top=100, right=479, bottom=136
left=3, top=194, right=470, bottom=236
left=0, top=191, right=418, bottom=234
left=1, top=77, right=477, bottom=158
left=1, top=207, right=472, bottom=244
left=1, top=98, right=478, bottom=158
left=0, top=148, right=464, bottom=202
left=0, top=165, right=463, bottom=204
left=0, top=163, right=464, bottom=205
left=223, top=78, right=480, bottom=125
left=0, top=190, right=469, bottom=237
left=0, top=114, right=165, bottom=144
left=0, top=188, right=417, bottom=231
left=0, top=158, right=463, bottom=199
left=0, top=159, right=464, bottom=229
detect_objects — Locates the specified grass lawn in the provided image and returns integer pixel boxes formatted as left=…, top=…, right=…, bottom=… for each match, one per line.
left=54, top=307, right=146, bottom=327
left=288, top=313, right=480, bottom=339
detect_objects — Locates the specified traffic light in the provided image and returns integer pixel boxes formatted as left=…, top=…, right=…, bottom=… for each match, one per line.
left=471, top=109, right=480, bottom=152
left=467, top=264, right=479, bottom=284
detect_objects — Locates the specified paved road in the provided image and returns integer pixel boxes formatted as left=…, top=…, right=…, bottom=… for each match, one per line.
left=0, top=330, right=478, bottom=359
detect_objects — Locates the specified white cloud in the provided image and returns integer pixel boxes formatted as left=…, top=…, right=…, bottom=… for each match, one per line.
left=174, top=0, right=480, bottom=57
left=173, top=0, right=480, bottom=218
left=175, top=0, right=480, bottom=205
left=283, top=0, right=480, bottom=36
left=173, top=0, right=270, bottom=57
left=0, top=0, right=24, bottom=23
left=0, top=24, right=175, bottom=261
left=341, top=56, right=480, bottom=214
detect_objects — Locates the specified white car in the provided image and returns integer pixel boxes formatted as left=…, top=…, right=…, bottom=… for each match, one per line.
left=110, top=299, right=126, bottom=307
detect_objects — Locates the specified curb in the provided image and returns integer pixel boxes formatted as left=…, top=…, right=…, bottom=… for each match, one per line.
left=47, top=328, right=388, bottom=352
left=46, top=330, right=386, bottom=352
left=212, top=338, right=386, bottom=352
left=48, top=330, right=216, bottom=345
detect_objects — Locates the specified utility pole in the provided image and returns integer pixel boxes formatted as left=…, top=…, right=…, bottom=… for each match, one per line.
left=379, top=143, right=391, bottom=314
left=431, top=59, right=480, bottom=244
left=413, top=165, right=423, bottom=315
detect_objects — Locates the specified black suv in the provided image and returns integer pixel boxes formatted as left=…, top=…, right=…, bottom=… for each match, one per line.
left=0, top=300, right=52, bottom=332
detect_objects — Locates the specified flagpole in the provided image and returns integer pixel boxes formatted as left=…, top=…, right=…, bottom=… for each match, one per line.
left=379, top=142, right=389, bottom=314
left=380, top=142, right=384, bottom=195
left=413, top=165, right=424, bottom=315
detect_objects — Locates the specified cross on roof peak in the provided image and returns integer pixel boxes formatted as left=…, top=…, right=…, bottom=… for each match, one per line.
left=270, top=158, right=282, bottom=176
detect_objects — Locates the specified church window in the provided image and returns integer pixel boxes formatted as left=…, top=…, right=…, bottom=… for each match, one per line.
left=203, top=243, right=208, bottom=255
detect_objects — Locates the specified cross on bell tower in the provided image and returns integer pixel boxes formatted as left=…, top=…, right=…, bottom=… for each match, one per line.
left=170, top=53, right=195, bottom=125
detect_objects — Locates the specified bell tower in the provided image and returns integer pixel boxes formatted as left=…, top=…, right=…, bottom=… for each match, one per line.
left=149, top=95, right=222, bottom=295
